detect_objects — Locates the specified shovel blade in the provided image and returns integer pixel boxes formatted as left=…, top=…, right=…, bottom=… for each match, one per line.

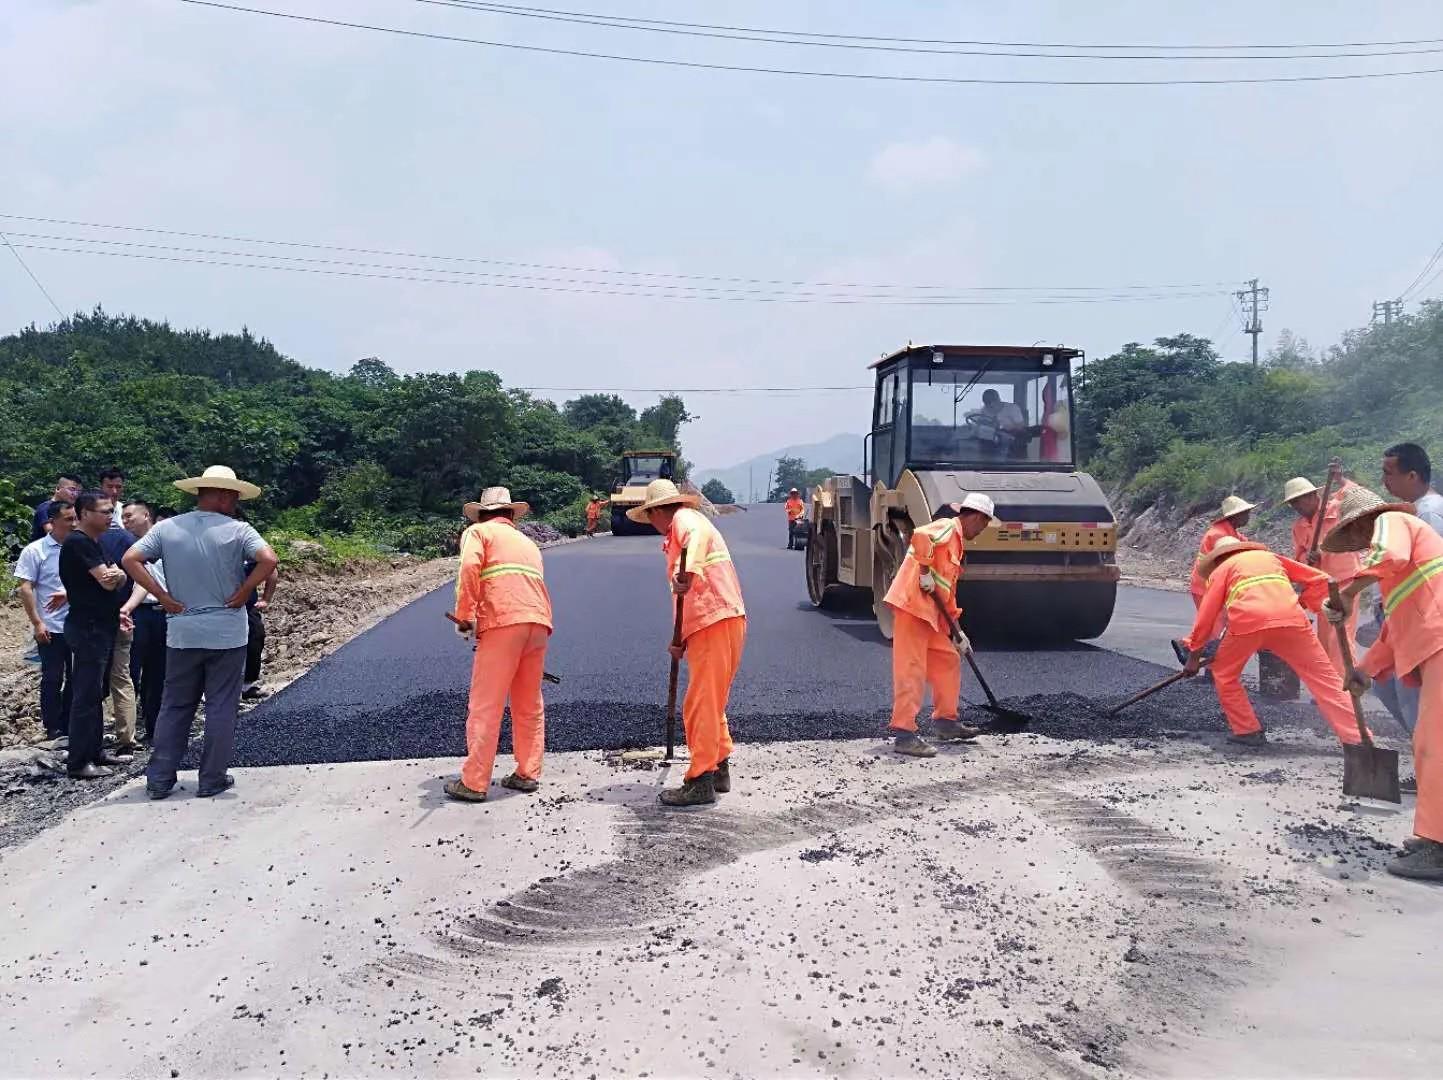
left=1342, top=743, right=1402, bottom=804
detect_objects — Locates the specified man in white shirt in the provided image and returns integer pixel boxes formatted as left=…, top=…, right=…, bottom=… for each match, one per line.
left=14, top=501, right=76, bottom=740
left=1382, top=442, right=1443, bottom=533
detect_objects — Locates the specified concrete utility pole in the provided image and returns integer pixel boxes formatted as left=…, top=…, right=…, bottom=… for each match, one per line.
left=1372, top=298, right=1403, bottom=325
left=1235, top=278, right=1270, bottom=367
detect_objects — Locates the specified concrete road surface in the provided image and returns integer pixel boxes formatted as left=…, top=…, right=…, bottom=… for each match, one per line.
left=2, top=504, right=1437, bottom=1078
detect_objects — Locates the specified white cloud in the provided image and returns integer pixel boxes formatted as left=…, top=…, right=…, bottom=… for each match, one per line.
left=866, top=137, right=985, bottom=193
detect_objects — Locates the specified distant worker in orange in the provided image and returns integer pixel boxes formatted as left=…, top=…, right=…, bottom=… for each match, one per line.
left=1174, top=495, right=1255, bottom=665
left=446, top=486, right=553, bottom=803
left=784, top=487, right=806, bottom=547
left=1323, top=487, right=1443, bottom=881
left=585, top=494, right=610, bottom=537
left=883, top=493, right=997, bottom=758
left=1180, top=536, right=1367, bottom=749
left=1283, top=474, right=1361, bottom=674
left=630, top=480, right=746, bottom=807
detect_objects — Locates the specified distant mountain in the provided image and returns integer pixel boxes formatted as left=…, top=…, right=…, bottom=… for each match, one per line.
left=693, top=433, right=865, bottom=502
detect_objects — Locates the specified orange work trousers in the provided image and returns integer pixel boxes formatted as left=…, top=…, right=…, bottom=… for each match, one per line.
left=889, top=608, right=961, bottom=733
left=1211, top=624, right=1366, bottom=745
left=1413, top=651, right=1443, bottom=843
left=1314, top=605, right=1360, bottom=677
left=461, top=622, right=550, bottom=792
left=682, top=616, right=746, bottom=781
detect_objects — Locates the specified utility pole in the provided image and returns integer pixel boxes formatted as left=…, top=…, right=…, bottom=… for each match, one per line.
left=748, top=465, right=753, bottom=503
left=1372, top=298, right=1403, bottom=325
left=1234, top=278, right=1270, bottom=367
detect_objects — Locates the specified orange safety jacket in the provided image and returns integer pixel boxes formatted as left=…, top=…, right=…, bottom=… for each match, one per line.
left=1290, top=480, right=1363, bottom=582
left=1354, top=511, right=1443, bottom=681
left=1184, top=548, right=1328, bottom=650
left=883, top=517, right=965, bottom=634
left=785, top=497, right=805, bottom=522
left=1190, top=519, right=1244, bottom=600
left=455, top=519, right=554, bottom=633
left=586, top=499, right=607, bottom=522
left=665, top=507, right=746, bottom=641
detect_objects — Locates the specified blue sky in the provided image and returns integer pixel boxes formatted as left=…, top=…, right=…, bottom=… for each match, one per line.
left=3, top=1, right=1442, bottom=468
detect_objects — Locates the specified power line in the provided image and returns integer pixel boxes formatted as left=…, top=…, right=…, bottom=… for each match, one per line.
left=410, top=0, right=1443, bottom=62
left=172, top=1, right=1443, bottom=86
left=1399, top=238, right=1443, bottom=300
left=0, top=230, right=66, bottom=320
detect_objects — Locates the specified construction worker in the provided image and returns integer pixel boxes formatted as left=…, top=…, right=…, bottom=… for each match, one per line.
left=1175, top=494, right=1255, bottom=664
left=446, top=487, right=552, bottom=803
left=1283, top=474, right=1361, bottom=675
left=883, top=493, right=998, bottom=758
left=1323, top=486, right=1443, bottom=881
left=585, top=494, right=610, bottom=537
left=629, top=479, right=746, bottom=807
left=784, top=487, right=805, bottom=547
left=1180, top=536, right=1368, bottom=749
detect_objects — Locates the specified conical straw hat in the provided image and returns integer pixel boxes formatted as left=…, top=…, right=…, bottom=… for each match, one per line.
left=1321, top=486, right=1412, bottom=553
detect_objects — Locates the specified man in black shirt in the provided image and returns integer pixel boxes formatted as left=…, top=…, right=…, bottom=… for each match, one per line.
left=59, top=492, right=131, bottom=779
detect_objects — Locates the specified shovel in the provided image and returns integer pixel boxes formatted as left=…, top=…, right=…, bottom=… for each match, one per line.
left=927, top=591, right=1032, bottom=725
left=443, top=612, right=561, bottom=684
left=1329, top=583, right=1401, bottom=803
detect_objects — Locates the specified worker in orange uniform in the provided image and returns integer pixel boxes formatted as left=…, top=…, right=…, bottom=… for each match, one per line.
left=1180, top=536, right=1368, bottom=749
left=883, top=493, right=998, bottom=758
left=585, top=494, right=610, bottom=537
left=446, top=487, right=553, bottom=803
left=629, top=479, right=746, bottom=807
left=784, top=487, right=805, bottom=546
left=1173, top=494, right=1255, bottom=665
left=1322, top=486, right=1443, bottom=881
left=1283, top=474, right=1361, bottom=674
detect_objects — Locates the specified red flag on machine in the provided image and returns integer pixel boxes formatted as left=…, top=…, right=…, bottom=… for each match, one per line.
left=1040, top=375, right=1059, bottom=461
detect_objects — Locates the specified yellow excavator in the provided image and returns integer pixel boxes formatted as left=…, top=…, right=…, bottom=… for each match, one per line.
left=806, top=344, right=1118, bottom=640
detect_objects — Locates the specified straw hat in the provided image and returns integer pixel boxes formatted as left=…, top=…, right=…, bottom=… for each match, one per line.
left=1282, top=477, right=1321, bottom=504
left=625, top=479, right=700, bottom=523
left=463, top=486, right=530, bottom=522
left=958, top=492, right=998, bottom=522
left=1198, top=536, right=1269, bottom=578
left=1321, top=486, right=1411, bottom=553
left=173, top=465, right=261, bottom=500
left=1215, top=495, right=1256, bottom=521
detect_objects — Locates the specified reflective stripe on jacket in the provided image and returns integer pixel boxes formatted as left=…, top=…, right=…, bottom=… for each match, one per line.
left=1356, top=512, right=1443, bottom=680
left=883, top=517, right=965, bottom=635
left=456, top=519, right=553, bottom=633
left=665, top=507, right=746, bottom=641
left=1184, top=548, right=1327, bottom=650
left=1190, top=520, right=1243, bottom=599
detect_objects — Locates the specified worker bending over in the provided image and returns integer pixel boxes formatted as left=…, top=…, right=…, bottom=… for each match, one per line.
left=1323, top=487, right=1443, bottom=881
left=447, top=487, right=552, bottom=803
left=630, top=480, right=747, bottom=807
left=1181, top=537, right=1367, bottom=748
left=1283, top=474, right=1361, bottom=675
left=1178, top=495, right=1254, bottom=663
left=883, top=493, right=997, bottom=758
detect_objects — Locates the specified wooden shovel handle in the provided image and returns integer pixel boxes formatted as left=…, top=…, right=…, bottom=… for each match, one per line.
left=1328, top=581, right=1373, bottom=747
left=1308, top=457, right=1344, bottom=562
left=664, top=549, right=688, bottom=760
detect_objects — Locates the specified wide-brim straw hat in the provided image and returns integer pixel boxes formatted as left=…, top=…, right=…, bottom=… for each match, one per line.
left=626, top=479, right=700, bottom=523
left=1199, top=537, right=1269, bottom=578
left=173, top=465, right=261, bottom=500
left=1282, top=476, right=1320, bottom=504
left=1215, top=494, right=1257, bottom=521
left=1321, top=486, right=1412, bottom=553
left=464, top=486, right=530, bottom=522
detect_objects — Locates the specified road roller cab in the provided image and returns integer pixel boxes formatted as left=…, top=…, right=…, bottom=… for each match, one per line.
left=806, top=345, right=1119, bottom=640
left=610, top=450, right=677, bottom=535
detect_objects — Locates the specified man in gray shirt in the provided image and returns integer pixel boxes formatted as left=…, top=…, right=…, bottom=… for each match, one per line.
left=123, top=466, right=279, bottom=799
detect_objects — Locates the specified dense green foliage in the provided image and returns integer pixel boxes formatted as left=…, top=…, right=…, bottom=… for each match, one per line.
left=0, top=311, right=693, bottom=553
left=700, top=479, right=735, bottom=505
left=1078, top=303, right=1443, bottom=514
left=767, top=456, right=832, bottom=501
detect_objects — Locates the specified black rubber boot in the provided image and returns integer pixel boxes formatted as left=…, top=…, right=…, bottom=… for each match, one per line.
left=1226, top=731, right=1267, bottom=747
left=658, top=772, right=717, bottom=807
left=892, top=731, right=937, bottom=758
left=713, top=758, right=731, bottom=794
left=934, top=720, right=982, bottom=743
left=1387, top=839, right=1443, bottom=882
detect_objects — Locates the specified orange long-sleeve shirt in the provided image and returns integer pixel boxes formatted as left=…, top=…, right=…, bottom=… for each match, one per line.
left=1183, top=548, right=1328, bottom=650
left=455, top=519, right=553, bottom=633
left=785, top=497, right=805, bottom=522
left=883, top=517, right=965, bottom=634
left=664, top=507, right=746, bottom=641
left=1355, top=511, right=1443, bottom=681
left=1190, top=520, right=1244, bottom=600
left=1290, top=480, right=1363, bottom=582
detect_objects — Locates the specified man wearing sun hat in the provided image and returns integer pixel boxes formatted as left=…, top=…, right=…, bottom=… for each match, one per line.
left=1283, top=474, right=1363, bottom=675
left=1323, top=486, right=1443, bottom=880
left=629, top=479, right=746, bottom=807
left=1181, top=496, right=1256, bottom=661
left=123, top=466, right=279, bottom=800
left=445, top=487, right=553, bottom=803
left=1180, top=535, right=1366, bottom=749
left=883, top=494, right=997, bottom=758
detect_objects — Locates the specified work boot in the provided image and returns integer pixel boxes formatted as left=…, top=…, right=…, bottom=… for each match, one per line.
left=444, top=779, right=488, bottom=803
left=1226, top=731, right=1267, bottom=747
left=1386, top=839, right=1443, bottom=882
left=892, top=731, right=937, bottom=758
left=197, top=774, right=236, bottom=798
left=500, top=772, right=539, bottom=794
left=68, top=763, right=113, bottom=780
left=98, top=750, right=133, bottom=767
left=934, top=720, right=982, bottom=743
left=147, top=783, right=175, bottom=801
left=713, top=758, right=731, bottom=793
left=1402, top=835, right=1430, bottom=854
left=658, top=772, right=717, bottom=807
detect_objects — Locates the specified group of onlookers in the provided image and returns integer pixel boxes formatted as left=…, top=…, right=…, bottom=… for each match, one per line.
left=12, top=465, right=279, bottom=795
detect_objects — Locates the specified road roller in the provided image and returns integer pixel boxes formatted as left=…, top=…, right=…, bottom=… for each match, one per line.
left=806, top=344, right=1118, bottom=640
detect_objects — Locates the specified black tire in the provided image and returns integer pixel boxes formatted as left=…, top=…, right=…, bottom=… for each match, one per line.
left=806, top=523, right=839, bottom=608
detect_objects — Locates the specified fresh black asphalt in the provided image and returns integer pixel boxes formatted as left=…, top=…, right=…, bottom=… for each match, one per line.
left=231, top=504, right=1329, bottom=767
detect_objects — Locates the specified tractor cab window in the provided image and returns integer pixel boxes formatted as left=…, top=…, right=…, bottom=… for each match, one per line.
left=908, top=364, right=1073, bottom=467
left=624, top=456, right=672, bottom=481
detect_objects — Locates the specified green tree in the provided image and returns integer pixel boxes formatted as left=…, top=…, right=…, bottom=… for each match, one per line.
left=700, top=479, right=735, bottom=504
